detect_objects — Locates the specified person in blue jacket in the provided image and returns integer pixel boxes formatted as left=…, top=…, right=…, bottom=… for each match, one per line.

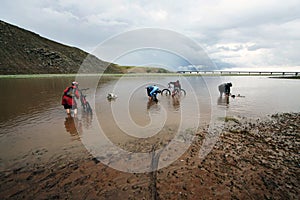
left=146, top=85, right=161, bottom=102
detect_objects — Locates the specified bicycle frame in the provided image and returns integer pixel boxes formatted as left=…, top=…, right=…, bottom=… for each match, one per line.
left=78, top=88, right=92, bottom=114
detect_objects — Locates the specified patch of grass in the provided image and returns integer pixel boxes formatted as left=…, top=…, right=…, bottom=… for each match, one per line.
left=219, top=116, right=240, bottom=123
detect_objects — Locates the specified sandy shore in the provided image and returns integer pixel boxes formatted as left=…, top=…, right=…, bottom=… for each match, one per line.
left=0, top=113, right=299, bottom=199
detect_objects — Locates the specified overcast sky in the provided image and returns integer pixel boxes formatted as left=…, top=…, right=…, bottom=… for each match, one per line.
left=1, top=0, right=300, bottom=71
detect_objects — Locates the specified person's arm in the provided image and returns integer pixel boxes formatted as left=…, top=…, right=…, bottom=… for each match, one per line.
left=63, top=87, right=69, bottom=94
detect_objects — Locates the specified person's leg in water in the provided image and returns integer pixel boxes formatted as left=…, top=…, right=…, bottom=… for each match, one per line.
left=72, top=103, right=78, bottom=117
left=64, top=104, right=71, bottom=115
left=171, top=88, right=176, bottom=97
left=225, top=95, right=230, bottom=104
left=153, top=93, right=158, bottom=102
left=73, top=108, right=78, bottom=117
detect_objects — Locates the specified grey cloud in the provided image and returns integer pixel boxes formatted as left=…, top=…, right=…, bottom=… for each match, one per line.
left=0, top=0, right=300, bottom=70
left=247, top=44, right=268, bottom=51
left=212, top=59, right=237, bottom=69
left=92, top=28, right=217, bottom=70
left=217, top=45, right=244, bottom=52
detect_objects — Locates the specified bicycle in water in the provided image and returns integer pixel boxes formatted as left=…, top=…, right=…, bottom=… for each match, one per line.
left=161, top=83, right=186, bottom=97
left=78, top=88, right=92, bottom=114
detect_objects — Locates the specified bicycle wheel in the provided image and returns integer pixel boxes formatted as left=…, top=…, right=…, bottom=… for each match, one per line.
left=86, top=102, right=93, bottom=114
left=161, top=89, right=171, bottom=96
left=82, top=103, right=87, bottom=112
left=180, top=89, right=186, bottom=96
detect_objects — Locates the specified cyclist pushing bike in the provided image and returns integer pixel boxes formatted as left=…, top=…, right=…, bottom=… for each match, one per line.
left=168, top=80, right=181, bottom=97
left=62, top=81, right=92, bottom=116
left=161, top=80, right=186, bottom=97
left=62, top=81, right=80, bottom=116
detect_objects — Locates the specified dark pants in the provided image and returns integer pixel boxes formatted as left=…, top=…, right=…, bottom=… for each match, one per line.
left=147, top=87, right=151, bottom=97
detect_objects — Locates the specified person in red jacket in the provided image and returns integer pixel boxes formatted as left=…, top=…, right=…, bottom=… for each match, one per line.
left=61, top=81, right=80, bottom=116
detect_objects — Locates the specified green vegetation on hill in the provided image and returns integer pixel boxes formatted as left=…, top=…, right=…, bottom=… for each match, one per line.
left=121, top=66, right=171, bottom=73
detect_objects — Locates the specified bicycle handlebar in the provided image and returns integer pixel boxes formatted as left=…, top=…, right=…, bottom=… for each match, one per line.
left=79, top=88, right=89, bottom=91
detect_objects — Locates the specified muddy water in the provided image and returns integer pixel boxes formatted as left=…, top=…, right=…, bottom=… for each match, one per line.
left=0, top=75, right=299, bottom=172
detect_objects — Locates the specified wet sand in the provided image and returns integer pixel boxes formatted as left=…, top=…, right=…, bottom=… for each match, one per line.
left=0, top=113, right=299, bottom=199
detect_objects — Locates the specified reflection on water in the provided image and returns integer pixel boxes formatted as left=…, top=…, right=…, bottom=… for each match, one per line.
left=64, top=115, right=81, bottom=139
left=64, top=113, right=92, bottom=140
left=0, top=77, right=74, bottom=124
left=217, top=96, right=230, bottom=106
left=147, top=99, right=159, bottom=110
left=171, top=96, right=181, bottom=111
left=0, top=75, right=300, bottom=171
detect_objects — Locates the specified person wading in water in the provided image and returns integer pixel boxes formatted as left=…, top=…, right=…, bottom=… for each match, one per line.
left=61, top=81, right=80, bottom=116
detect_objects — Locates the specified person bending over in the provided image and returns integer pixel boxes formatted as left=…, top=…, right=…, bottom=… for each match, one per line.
left=218, top=82, right=232, bottom=97
left=146, top=85, right=160, bottom=102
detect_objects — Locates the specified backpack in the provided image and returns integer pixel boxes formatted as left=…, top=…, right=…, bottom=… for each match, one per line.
left=65, top=87, right=75, bottom=97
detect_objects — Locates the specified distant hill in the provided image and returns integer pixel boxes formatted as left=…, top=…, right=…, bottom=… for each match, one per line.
left=122, top=66, right=170, bottom=73
left=0, top=20, right=124, bottom=74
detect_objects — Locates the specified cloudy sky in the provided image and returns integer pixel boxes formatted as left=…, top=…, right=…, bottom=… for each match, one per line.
left=1, top=0, right=300, bottom=71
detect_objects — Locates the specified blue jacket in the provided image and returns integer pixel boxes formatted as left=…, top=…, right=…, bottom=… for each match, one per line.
left=148, top=86, right=159, bottom=96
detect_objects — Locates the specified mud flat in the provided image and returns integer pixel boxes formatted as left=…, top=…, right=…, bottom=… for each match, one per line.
left=0, top=113, right=299, bottom=199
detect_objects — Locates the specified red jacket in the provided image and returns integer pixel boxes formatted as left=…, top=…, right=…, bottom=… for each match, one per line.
left=61, top=86, right=79, bottom=106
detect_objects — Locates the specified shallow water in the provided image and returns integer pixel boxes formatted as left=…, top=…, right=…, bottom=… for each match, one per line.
left=0, top=75, right=299, bottom=171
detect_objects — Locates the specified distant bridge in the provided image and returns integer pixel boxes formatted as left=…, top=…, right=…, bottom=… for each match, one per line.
left=176, top=71, right=299, bottom=76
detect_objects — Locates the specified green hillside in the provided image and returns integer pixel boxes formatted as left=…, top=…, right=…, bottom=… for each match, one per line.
left=0, top=20, right=123, bottom=74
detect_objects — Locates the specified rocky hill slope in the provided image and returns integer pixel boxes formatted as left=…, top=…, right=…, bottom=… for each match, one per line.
left=0, top=20, right=123, bottom=74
